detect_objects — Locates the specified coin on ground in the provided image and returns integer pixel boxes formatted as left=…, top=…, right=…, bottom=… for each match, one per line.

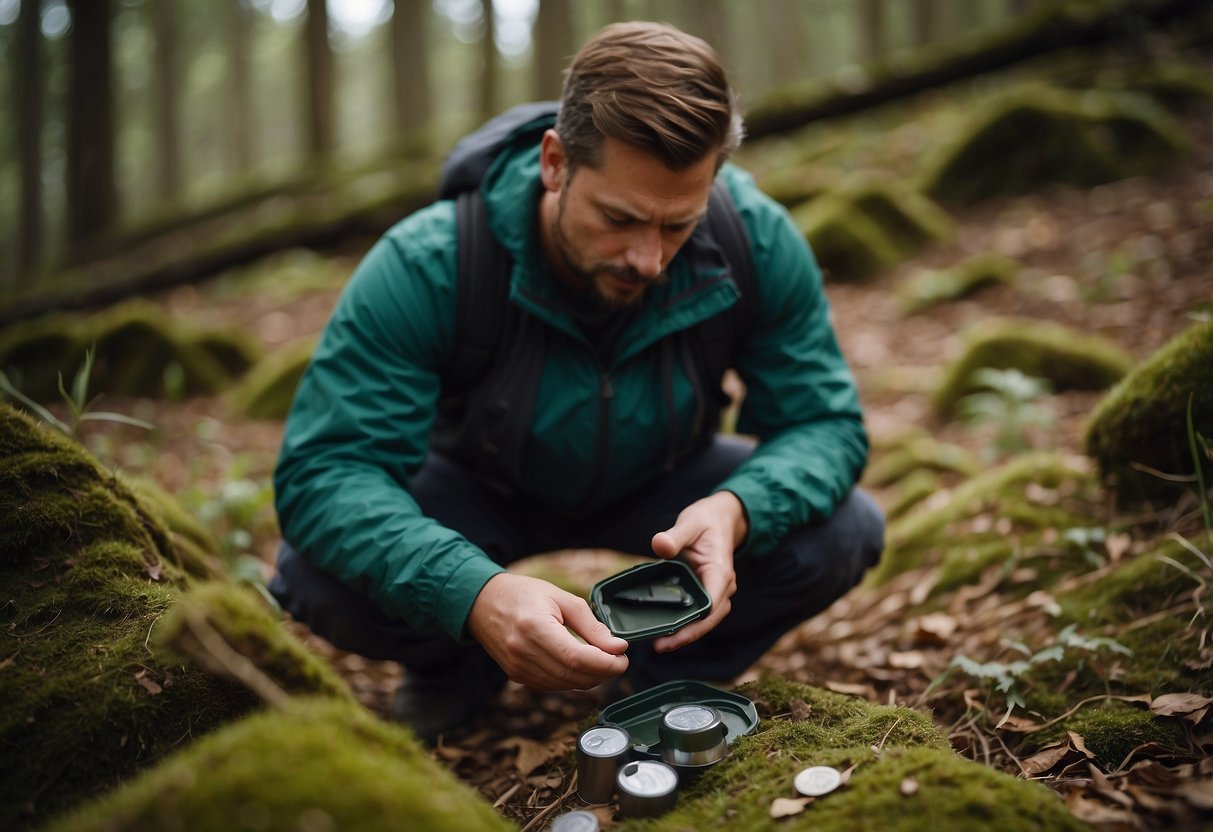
left=794, top=765, right=842, bottom=797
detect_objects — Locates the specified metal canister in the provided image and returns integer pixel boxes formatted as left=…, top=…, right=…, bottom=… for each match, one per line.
left=658, top=703, right=728, bottom=768
left=616, top=760, right=679, bottom=818
left=548, top=809, right=601, bottom=832
left=576, top=725, right=631, bottom=804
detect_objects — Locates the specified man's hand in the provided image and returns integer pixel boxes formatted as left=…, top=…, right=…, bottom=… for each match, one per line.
left=467, top=573, right=629, bottom=691
left=650, top=490, right=747, bottom=653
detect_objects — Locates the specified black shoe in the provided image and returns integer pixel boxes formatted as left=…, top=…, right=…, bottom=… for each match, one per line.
left=392, top=661, right=506, bottom=744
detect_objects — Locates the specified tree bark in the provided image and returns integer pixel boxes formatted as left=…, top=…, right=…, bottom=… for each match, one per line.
left=226, top=0, right=254, bottom=172
left=770, top=0, right=805, bottom=86
left=304, top=0, right=334, bottom=158
left=860, top=0, right=885, bottom=65
left=152, top=0, right=182, bottom=201
left=392, top=0, right=433, bottom=136
left=534, top=0, right=574, bottom=101
left=479, top=0, right=498, bottom=122
left=65, top=0, right=118, bottom=248
left=15, top=0, right=44, bottom=285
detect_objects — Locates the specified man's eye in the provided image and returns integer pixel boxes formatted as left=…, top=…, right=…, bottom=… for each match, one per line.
left=604, top=212, right=631, bottom=226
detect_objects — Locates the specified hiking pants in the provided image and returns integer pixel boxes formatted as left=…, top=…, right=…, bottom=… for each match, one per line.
left=269, top=435, right=885, bottom=690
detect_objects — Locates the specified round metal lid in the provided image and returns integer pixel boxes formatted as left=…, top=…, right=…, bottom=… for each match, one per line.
left=577, top=726, right=630, bottom=758
left=549, top=809, right=601, bottom=832
left=794, top=765, right=843, bottom=797
left=617, top=760, right=679, bottom=798
left=660, top=704, right=725, bottom=754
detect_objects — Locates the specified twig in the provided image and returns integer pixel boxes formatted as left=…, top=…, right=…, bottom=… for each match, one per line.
left=874, top=717, right=904, bottom=753
left=520, top=773, right=578, bottom=832
left=182, top=608, right=290, bottom=708
left=492, top=781, right=523, bottom=809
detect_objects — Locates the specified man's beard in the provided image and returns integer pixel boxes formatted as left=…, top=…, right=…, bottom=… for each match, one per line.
left=551, top=191, right=666, bottom=311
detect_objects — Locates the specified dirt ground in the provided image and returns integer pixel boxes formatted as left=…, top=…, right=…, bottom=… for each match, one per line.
left=62, top=97, right=1213, bottom=829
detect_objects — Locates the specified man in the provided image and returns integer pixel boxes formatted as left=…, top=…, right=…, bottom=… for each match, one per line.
left=270, top=21, right=884, bottom=741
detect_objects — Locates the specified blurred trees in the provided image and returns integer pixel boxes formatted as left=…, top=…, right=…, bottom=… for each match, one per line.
left=0, top=0, right=1034, bottom=290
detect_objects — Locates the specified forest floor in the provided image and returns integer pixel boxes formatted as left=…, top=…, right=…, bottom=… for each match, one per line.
left=62, top=99, right=1213, bottom=830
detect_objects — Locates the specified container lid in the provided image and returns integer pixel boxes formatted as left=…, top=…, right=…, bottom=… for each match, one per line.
left=616, top=760, right=679, bottom=798
left=589, top=560, right=711, bottom=641
left=660, top=704, right=727, bottom=754
left=577, top=725, right=630, bottom=759
left=599, top=679, right=758, bottom=759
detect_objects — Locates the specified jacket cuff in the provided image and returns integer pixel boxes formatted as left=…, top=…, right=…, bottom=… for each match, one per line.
left=436, top=555, right=507, bottom=643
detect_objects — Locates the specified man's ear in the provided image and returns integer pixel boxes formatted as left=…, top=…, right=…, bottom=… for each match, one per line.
left=539, top=129, right=566, bottom=193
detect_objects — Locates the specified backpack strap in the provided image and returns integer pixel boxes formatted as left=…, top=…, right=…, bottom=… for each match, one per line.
left=442, top=190, right=510, bottom=398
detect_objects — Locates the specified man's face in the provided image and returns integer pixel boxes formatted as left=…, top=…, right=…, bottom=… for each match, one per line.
left=539, top=132, right=718, bottom=309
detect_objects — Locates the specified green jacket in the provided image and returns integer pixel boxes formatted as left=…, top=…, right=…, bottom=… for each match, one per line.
left=274, top=142, right=868, bottom=643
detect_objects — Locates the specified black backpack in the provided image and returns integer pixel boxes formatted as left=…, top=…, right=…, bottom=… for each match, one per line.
left=431, top=102, right=758, bottom=498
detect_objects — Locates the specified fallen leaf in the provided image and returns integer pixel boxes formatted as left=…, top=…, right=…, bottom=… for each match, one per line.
left=1105, top=533, right=1131, bottom=562
left=134, top=669, right=162, bottom=695
left=1068, top=731, right=1095, bottom=760
left=999, top=714, right=1041, bottom=733
left=1151, top=692, right=1212, bottom=723
left=889, top=650, right=925, bottom=670
left=1022, top=743, right=1073, bottom=775
left=1026, top=590, right=1061, bottom=617
left=501, top=737, right=561, bottom=776
left=789, top=697, right=813, bottom=721
left=825, top=680, right=876, bottom=699
left=1065, top=792, right=1136, bottom=825
left=900, top=776, right=919, bottom=796
left=769, top=797, right=811, bottom=819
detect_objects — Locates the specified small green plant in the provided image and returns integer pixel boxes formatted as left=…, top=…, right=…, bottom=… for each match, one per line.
left=959, top=368, right=1053, bottom=457
left=0, top=345, right=152, bottom=438
left=930, top=625, right=1131, bottom=726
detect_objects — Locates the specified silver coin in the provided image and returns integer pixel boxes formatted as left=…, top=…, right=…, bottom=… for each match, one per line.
left=794, top=765, right=842, bottom=797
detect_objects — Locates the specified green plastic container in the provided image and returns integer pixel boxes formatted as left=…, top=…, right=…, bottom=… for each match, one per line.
left=599, top=680, right=759, bottom=759
left=589, top=560, right=711, bottom=641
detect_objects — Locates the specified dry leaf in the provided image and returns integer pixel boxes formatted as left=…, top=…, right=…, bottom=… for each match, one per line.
left=900, top=776, right=919, bottom=796
left=789, top=697, right=813, bottom=721
left=825, top=680, right=876, bottom=699
left=503, top=737, right=561, bottom=776
left=769, top=797, right=811, bottom=819
left=999, top=714, right=1041, bottom=733
left=1068, top=731, right=1095, bottom=760
left=1026, top=590, right=1061, bottom=617
left=1150, top=692, right=1212, bottom=723
left=1105, top=533, right=1131, bottom=562
left=134, top=669, right=162, bottom=695
left=1022, top=743, right=1072, bottom=775
left=1065, top=793, right=1136, bottom=825
left=889, top=650, right=925, bottom=670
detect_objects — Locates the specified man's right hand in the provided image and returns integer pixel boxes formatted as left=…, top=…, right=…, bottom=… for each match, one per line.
left=466, top=573, right=630, bottom=691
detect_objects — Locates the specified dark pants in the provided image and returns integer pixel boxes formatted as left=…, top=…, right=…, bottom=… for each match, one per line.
left=269, top=435, right=884, bottom=690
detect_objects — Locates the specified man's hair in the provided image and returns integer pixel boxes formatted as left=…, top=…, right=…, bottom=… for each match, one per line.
left=555, top=21, right=744, bottom=173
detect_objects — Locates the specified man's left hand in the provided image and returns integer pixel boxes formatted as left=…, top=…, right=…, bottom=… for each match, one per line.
left=649, top=490, right=748, bottom=653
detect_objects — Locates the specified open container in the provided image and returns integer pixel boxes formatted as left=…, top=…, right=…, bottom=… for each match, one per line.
left=589, top=560, right=711, bottom=641
left=598, top=679, right=759, bottom=759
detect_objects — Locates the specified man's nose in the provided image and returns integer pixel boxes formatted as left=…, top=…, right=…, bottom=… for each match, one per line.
left=624, top=227, right=663, bottom=279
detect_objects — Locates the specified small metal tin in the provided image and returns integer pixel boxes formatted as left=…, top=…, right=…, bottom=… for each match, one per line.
left=794, top=765, right=843, bottom=797
left=616, top=760, right=679, bottom=818
left=576, top=725, right=631, bottom=804
left=548, top=809, right=601, bottom=832
left=659, top=703, right=728, bottom=768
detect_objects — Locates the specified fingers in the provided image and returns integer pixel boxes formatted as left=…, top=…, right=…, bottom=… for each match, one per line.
left=559, top=594, right=629, bottom=656
left=651, top=529, right=682, bottom=559
left=508, top=614, right=629, bottom=690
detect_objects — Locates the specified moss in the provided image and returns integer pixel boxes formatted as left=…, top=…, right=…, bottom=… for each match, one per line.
left=226, top=337, right=316, bottom=421
left=922, top=85, right=1189, bottom=204
left=931, top=317, right=1134, bottom=418
left=898, top=254, right=1020, bottom=317
left=623, top=679, right=1077, bottom=832
left=886, top=470, right=940, bottom=521
left=869, top=453, right=1102, bottom=586
left=1084, top=321, right=1213, bottom=503
left=0, top=404, right=330, bottom=828
left=187, top=329, right=263, bottom=378
left=792, top=180, right=950, bottom=283
left=1112, top=61, right=1213, bottom=110
left=120, top=474, right=224, bottom=579
left=1020, top=704, right=1189, bottom=771
left=0, top=300, right=259, bottom=402
left=755, top=164, right=839, bottom=208
left=865, top=433, right=980, bottom=488
left=156, top=583, right=353, bottom=702
left=44, top=698, right=514, bottom=832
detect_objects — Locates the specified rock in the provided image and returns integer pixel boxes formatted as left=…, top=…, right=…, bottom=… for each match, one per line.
left=226, top=336, right=316, bottom=421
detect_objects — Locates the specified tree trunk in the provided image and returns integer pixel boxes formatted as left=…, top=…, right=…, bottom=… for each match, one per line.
left=152, top=0, right=182, bottom=201
left=392, top=0, right=432, bottom=136
left=304, top=0, right=334, bottom=158
left=534, top=0, right=573, bottom=101
left=770, top=0, right=805, bottom=86
left=227, top=0, right=253, bottom=172
left=479, top=0, right=498, bottom=122
left=65, top=0, right=118, bottom=248
left=860, top=0, right=885, bottom=64
left=15, top=0, right=44, bottom=285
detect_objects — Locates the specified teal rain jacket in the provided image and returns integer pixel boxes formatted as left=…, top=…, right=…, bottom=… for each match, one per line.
left=274, top=141, right=868, bottom=643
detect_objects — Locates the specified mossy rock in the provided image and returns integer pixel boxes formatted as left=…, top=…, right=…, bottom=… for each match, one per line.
left=931, top=318, right=1134, bottom=419
left=921, top=85, right=1189, bottom=204
left=226, top=337, right=316, bottom=421
left=864, top=431, right=981, bottom=488
left=43, top=697, right=514, bottom=832
left=869, top=452, right=1103, bottom=590
left=616, top=677, right=1081, bottom=831
left=1019, top=703, right=1189, bottom=772
left=898, top=253, right=1020, bottom=317
left=0, top=404, right=335, bottom=828
left=120, top=474, right=225, bottom=579
left=791, top=181, right=951, bottom=281
left=755, top=163, right=839, bottom=208
left=1084, top=321, right=1213, bottom=503
left=0, top=300, right=263, bottom=403
left=886, top=469, right=941, bottom=521
left=1105, top=60, right=1213, bottom=111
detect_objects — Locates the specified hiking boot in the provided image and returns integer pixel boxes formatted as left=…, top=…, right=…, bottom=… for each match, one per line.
left=392, top=660, right=506, bottom=744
